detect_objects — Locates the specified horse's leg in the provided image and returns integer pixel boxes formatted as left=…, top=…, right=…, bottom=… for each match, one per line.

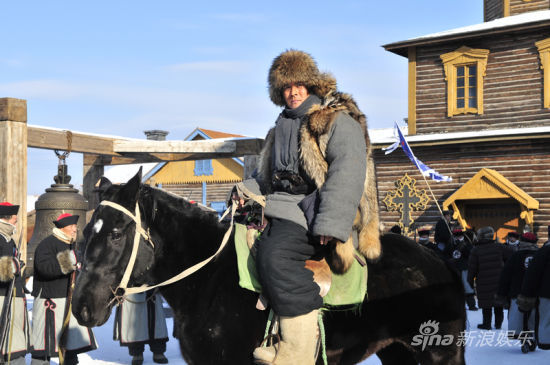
left=376, top=342, right=417, bottom=365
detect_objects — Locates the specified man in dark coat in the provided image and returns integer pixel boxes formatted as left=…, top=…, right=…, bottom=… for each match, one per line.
left=31, top=213, right=97, bottom=365
left=434, top=210, right=453, bottom=255
left=468, top=226, right=513, bottom=330
left=496, top=232, right=538, bottom=339
left=0, top=202, right=30, bottom=365
left=417, top=226, right=437, bottom=251
left=518, top=236, right=550, bottom=349
left=449, top=228, right=477, bottom=311
left=232, top=49, right=380, bottom=365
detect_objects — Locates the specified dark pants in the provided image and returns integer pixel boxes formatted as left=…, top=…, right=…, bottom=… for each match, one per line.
left=482, top=307, right=504, bottom=327
left=128, top=339, right=167, bottom=356
left=255, top=218, right=323, bottom=317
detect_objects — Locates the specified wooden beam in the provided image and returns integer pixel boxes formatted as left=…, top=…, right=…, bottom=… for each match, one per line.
left=28, top=125, right=116, bottom=155
left=28, top=125, right=264, bottom=163
left=0, top=98, right=27, bottom=265
left=114, top=138, right=263, bottom=156
left=83, top=154, right=104, bottom=210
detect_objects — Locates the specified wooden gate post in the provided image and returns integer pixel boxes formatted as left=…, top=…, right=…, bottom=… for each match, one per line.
left=0, top=98, right=28, bottom=262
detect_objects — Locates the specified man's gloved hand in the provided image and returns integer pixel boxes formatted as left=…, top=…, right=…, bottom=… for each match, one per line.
left=517, top=294, right=537, bottom=312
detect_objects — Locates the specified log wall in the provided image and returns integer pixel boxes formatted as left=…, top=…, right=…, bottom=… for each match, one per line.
left=373, top=138, right=550, bottom=242
left=510, top=0, right=549, bottom=15
left=415, top=29, right=550, bottom=134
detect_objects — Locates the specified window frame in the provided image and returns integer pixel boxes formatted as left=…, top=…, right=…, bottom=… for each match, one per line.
left=536, top=38, right=550, bottom=109
left=440, top=46, right=490, bottom=117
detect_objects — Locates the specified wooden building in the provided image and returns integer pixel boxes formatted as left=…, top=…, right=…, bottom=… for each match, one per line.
left=147, top=128, right=245, bottom=215
left=374, top=1, right=550, bottom=242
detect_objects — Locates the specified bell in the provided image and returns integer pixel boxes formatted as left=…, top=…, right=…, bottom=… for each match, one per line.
left=26, top=155, right=88, bottom=278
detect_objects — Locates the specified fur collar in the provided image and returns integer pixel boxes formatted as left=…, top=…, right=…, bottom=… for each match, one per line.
left=53, top=227, right=74, bottom=244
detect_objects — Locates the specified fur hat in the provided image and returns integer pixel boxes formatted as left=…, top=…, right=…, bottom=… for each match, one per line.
left=477, top=226, right=495, bottom=241
left=452, top=228, right=463, bottom=236
left=268, top=49, right=337, bottom=107
left=53, top=213, right=79, bottom=228
left=0, top=202, right=19, bottom=216
left=417, top=225, right=431, bottom=235
left=507, top=231, right=520, bottom=239
left=521, top=232, right=537, bottom=243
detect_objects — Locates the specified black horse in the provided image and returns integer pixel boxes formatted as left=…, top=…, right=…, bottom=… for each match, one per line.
left=72, top=171, right=466, bottom=364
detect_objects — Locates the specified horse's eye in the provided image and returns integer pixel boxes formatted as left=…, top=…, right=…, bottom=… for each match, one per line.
left=110, top=230, right=123, bottom=242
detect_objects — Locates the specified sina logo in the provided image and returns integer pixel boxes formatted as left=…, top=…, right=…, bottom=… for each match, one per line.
left=524, top=256, right=533, bottom=269
left=411, top=320, right=454, bottom=350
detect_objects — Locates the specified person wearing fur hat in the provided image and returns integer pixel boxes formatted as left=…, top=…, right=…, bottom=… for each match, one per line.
left=31, top=213, right=97, bottom=365
left=231, top=49, right=380, bottom=364
left=496, top=231, right=538, bottom=342
left=0, top=202, right=31, bottom=364
left=518, top=234, right=550, bottom=350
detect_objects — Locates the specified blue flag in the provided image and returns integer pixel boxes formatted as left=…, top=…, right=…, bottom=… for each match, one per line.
left=383, top=123, right=452, bottom=182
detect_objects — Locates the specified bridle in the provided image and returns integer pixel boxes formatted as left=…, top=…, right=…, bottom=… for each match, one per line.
left=97, top=198, right=237, bottom=306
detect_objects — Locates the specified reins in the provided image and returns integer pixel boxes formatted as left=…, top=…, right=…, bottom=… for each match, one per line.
left=98, top=199, right=237, bottom=306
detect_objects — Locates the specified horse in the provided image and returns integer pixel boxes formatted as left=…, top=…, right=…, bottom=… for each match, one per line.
left=72, top=171, right=466, bottom=364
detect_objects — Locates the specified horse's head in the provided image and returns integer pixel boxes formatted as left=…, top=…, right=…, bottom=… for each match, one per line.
left=72, top=169, right=156, bottom=327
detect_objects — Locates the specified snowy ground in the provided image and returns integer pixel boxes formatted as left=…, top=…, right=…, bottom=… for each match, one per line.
left=21, top=293, right=548, bottom=364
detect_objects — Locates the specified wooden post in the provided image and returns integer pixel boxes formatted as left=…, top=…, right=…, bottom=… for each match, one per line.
left=0, top=98, right=28, bottom=262
left=83, top=154, right=104, bottom=211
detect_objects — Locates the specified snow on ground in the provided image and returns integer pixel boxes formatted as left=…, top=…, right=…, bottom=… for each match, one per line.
left=21, top=290, right=548, bottom=364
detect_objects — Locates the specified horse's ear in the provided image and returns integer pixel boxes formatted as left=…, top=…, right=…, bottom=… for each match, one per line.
left=118, top=168, right=142, bottom=209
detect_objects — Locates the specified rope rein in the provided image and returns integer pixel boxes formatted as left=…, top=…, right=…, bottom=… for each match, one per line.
left=99, top=199, right=237, bottom=306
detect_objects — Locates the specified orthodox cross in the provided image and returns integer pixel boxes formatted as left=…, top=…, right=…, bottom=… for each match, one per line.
left=383, top=173, right=430, bottom=235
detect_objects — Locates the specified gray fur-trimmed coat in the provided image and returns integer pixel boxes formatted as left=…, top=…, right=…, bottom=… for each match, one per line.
left=254, top=91, right=381, bottom=273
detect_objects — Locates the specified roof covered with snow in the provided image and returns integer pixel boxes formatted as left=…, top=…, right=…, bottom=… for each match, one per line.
left=384, top=10, right=550, bottom=56
left=370, top=125, right=550, bottom=146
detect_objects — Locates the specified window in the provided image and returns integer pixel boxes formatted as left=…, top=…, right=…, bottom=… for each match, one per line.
left=536, top=38, right=550, bottom=109
left=194, top=159, right=213, bottom=176
left=440, top=46, right=489, bottom=117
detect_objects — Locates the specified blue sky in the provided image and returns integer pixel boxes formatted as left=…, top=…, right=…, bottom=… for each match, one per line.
left=1, top=0, right=483, bottom=195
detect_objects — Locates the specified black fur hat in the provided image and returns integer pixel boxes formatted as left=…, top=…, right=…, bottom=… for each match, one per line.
left=268, top=49, right=337, bottom=107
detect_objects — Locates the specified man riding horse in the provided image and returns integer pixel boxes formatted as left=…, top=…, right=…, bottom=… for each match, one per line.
left=232, top=49, right=381, bottom=365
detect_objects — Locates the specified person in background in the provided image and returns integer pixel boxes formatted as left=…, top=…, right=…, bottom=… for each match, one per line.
left=518, top=233, right=550, bottom=350
left=389, top=225, right=402, bottom=235
left=417, top=226, right=437, bottom=251
left=449, top=228, right=477, bottom=311
left=114, top=289, right=169, bottom=365
left=496, top=232, right=538, bottom=341
left=504, top=231, right=521, bottom=251
left=31, top=213, right=97, bottom=365
left=434, top=210, right=453, bottom=256
left=467, top=226, right=513, bottom=330
left=0, top=202, right=30, bottom=365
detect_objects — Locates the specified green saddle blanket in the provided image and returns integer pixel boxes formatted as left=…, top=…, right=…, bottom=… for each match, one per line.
left=233, top=223, right=367, bottom=308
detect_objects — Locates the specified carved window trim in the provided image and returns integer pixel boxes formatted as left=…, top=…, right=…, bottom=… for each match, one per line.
left=440, top=46, right=490, bottom=117
left=536, top=38, right=550, bottom=109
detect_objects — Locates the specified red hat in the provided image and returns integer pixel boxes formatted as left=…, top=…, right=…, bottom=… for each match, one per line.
left=0, top=202, right=19, bottom=216
left=53, top=213, right=79, bottom=228
left=521, top=232, right=537, bottom=244
left=452, top=228, right=463, bottom=235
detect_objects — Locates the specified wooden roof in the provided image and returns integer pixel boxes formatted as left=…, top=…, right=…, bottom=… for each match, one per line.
left=443, top=168, right=539, bottom=210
